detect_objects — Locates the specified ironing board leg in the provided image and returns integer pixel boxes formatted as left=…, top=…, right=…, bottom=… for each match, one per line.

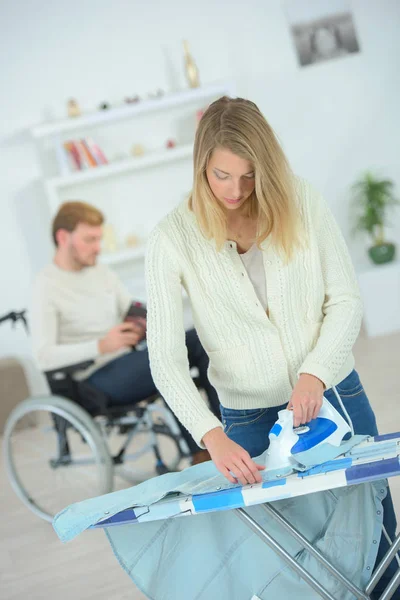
left=261, top=503, right=370, bottom=600
left=377, top=568, right=400, bottom=600
left=235, top=507, right=338, bottom=600
left=365, top=533, right=400, bottom=598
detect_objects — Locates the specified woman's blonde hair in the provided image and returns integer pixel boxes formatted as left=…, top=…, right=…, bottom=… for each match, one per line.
left=189, top=96, right=302, bottom=259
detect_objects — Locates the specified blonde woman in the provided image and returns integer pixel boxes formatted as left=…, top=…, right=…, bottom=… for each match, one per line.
left=145, top=96, right=397, bottom=593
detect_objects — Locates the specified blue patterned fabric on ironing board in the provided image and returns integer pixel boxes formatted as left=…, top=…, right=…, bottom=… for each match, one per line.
left=53, top=432, right=400, bottom=600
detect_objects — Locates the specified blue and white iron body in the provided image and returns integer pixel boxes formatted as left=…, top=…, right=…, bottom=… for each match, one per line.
left=265, top=397, right=352, bottom=477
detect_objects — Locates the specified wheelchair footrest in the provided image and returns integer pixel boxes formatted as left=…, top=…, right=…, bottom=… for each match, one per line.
left=49, top=454, right=72, bottom=469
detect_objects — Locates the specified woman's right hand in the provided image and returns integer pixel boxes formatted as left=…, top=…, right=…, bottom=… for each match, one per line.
left=202, top=427, right=265, bottom=486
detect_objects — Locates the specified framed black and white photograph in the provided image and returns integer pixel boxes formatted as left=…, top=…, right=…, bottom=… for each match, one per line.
left=284, top=0, right=361, bottom=67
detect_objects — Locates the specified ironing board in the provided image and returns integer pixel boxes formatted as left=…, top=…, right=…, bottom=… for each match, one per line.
left=57, top=432, right=400, bottom=600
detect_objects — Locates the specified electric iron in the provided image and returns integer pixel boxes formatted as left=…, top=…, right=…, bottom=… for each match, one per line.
left=264, top=397, right=353, bottom=477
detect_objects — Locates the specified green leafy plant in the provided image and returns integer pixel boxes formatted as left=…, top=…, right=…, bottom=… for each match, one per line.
left=351, top=172, right=399, bottom=245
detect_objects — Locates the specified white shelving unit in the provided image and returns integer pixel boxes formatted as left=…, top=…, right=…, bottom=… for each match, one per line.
left=101, top=244, right=146, bottom=266
left=46, top=143, right=194, bottom=191
left=30, top=80, right=235, bottom=327
left=32, top=81, right=235, bottom=258
left=31, top=82, right=233, bottom=139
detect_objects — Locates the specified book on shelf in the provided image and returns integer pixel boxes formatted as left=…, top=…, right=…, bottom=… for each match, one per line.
left=59, top=138, right=108, bottom=174
left=86, top=137, right=108, bottom=165
left=55, top=142, right=72, bottom=175
left=63, top=141, right=81, bottom=171
left=78, top=140, right=97, bottom=167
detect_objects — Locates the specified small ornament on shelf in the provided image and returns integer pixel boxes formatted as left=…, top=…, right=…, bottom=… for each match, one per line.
left=131, top=144, right=145, bottom=157
left=147, top=89, right=165, bottom=99
left=166, top=139, right=176, bottom=149
left=67, top=99, right=81, bottom=118
left=196, top=108, right=205, bottom=127
left=183, top=40, right=200, bottom=88
left=125, top=234, right=140, bottom=248
left=125, top=96, right=140, bottom=104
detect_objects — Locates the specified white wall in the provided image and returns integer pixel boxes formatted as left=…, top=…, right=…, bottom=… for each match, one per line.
left=1, top=0, right=399, bottom=378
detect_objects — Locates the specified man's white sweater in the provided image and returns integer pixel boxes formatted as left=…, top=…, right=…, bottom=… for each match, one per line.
left=31, top=263, right=132, bottom=377
left=145, top=177, right=363, bottom=447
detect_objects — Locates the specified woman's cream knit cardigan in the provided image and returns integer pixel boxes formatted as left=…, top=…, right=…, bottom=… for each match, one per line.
left=145, top=178, right=362, bottom=447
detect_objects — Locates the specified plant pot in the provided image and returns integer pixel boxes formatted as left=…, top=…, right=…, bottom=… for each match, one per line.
left=368, top=243, right=396, bottom=265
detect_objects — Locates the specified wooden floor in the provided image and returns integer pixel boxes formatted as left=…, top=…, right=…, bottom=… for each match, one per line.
left=1, top=331, right=399, bottom=600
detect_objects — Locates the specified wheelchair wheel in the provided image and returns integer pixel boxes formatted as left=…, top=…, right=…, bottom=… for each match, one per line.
left=3, top=395, right=113, bottom=522
left=108, top=404, right=188, bottom=487
left=112, top=432, right=184, bottom=486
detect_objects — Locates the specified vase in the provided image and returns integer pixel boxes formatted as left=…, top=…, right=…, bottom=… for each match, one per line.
left=183, top=40, right=200, bottom=88
left=368, top=242, right=396, bottom=265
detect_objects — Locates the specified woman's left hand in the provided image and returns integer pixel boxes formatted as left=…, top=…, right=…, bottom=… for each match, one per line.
left=288, top=373, right=325, bottom=427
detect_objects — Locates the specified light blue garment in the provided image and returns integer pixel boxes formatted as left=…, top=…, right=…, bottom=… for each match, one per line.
left=53, top=455, right=386, bottom=600
left=293, top=434, right=367, bottom=468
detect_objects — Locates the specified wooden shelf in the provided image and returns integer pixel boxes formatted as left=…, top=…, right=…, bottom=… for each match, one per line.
left=31, top=82, right=233, bottom=139
left=46, top=144, right=193, bottom=190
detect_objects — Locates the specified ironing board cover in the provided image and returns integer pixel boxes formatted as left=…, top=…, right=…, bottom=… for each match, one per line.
left=53, top=433, right=400, bottom=600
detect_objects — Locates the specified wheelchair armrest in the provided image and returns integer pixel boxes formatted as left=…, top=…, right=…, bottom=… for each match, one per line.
left=44, top=359, right=100, bottom=409
left=45, top=360, right=95, bottom=382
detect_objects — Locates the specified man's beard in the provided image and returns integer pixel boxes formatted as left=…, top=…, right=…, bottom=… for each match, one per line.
left=70, top=246, right=97, bottom=268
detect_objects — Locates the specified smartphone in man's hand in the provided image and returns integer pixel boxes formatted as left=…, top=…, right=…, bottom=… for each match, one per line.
left=124, top=302, right=147, bottom=320
left=124, top=302, right=147, bottom=343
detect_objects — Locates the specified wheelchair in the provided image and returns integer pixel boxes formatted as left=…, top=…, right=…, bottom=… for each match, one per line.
left=2, top=310, right=193, bottom=522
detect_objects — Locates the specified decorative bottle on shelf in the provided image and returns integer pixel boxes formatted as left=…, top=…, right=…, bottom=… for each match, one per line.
left=183, top=40, right=200, bottom=89
left=102, top=224, right=118, bottom=253
left=67, top=98, right=81, bottom=118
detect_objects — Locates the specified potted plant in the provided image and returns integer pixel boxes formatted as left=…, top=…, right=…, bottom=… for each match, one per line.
left=351, top=172, right=399, bottom=265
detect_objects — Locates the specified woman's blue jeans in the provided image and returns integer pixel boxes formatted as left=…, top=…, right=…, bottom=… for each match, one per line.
left=220, top=369, right=398, bottom=596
